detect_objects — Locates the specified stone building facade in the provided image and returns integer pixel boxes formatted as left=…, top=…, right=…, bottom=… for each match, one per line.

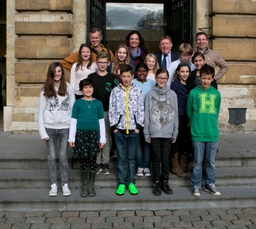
left=4, top=0, right=256, bottom=133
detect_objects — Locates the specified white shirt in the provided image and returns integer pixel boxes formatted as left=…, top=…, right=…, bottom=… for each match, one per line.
left=70, top=62, right=97, bottom=95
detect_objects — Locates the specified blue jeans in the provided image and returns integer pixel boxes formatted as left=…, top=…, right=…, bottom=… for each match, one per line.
left=136, top=130, right=151, bottom=168
left=114, top=130, right=139, bottom=185
left=45, top=128, right=69, bottom=186
left=191, top=141, right=218, bottom=187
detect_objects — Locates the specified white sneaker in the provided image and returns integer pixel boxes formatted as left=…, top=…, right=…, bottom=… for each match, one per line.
left=62, top=183, right=71, bottom=196
left=49, top=183, right=57, bottom=197
left=136, top=167, right=144, bottom=177
left=144, top=168, right=152, bottom=177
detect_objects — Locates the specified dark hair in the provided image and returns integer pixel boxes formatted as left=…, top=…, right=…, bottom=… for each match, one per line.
left=135, top=62, right=149, bottom=73
left=76, top=43, right=92, bottom=71
left=120, top=64, right=133, bottom=75
left=43, top=62, right=67, bottom=98
left=192, top=51, right=205, bottom=63
left=79, top=78, right=97, bottom=91
left=89, top=28, right=103, bottom=37
left=200, top=64, right=215, bottom=78
left=196, top=32, right=208, bottom=40
left=125, top=30, right=149, bottom=54
left=173, top=63, right=191, bottom=82
left=156, top=68, right=169, bottom=78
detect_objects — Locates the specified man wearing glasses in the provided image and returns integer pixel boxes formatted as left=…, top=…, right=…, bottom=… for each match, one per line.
left=167, top=43, right=195, bottom=87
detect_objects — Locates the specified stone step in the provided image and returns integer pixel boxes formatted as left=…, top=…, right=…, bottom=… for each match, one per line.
left=1, top=185, right=256, bottom=212
left=1, top=167, right=256, bottom=189
left=1, top=151, right=256, bottom=170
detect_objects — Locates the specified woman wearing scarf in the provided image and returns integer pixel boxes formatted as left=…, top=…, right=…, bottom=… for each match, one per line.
left=125, top=30, right=149, bottom=73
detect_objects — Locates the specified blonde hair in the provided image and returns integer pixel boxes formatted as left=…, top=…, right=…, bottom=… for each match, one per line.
left=178, top=43, right=193, bottom=56
left=111, top=44, right=130, bottom=74
left=144, top=53, right=159, bottom=75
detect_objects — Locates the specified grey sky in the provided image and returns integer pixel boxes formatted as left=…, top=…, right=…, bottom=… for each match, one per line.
left=106, top=3, right=163, bottom=30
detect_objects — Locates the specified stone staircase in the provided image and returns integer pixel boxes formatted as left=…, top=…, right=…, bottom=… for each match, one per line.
left=0, top=132, right=256, bottom=211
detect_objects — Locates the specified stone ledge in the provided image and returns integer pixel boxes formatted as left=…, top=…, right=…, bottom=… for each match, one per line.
left=15, top=0, right=72, bottom=11
left=219, top=62, right=256, bottom=84
left=213, top=15, right=256, bottom=37
left=213, top=39, right=256, bottom=61
left=15, top=36, right=71, bottom=59
left=213, top=0, right=256, bottom=14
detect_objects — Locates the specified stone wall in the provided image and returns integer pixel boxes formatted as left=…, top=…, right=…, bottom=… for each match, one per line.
left=211, top=0, right=256, bottom=132
left=5, top=0, right=86, bottom=132
left=5, top=0, right=256, bottom=133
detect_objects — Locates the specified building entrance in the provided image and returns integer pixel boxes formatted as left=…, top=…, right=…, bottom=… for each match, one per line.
left=87, top=0, right=193, bottom=53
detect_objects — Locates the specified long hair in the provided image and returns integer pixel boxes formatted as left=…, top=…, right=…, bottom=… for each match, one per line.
left=111, top=44, right=130, bottom=74
left=43, top=62, right=67, bottom=98
left=76, top=43, right=92, bottom=71
left=173, top=63, right=191, bottom=82
left=144, top=53, right=159, bottom=75
left=124, top=30, right=150, bottom=54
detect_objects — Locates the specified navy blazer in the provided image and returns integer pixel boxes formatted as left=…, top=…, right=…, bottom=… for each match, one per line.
left=154, top=51, right=179, bottom=68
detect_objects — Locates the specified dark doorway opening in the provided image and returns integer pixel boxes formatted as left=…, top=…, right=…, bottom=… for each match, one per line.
left=87, top=0, right=193, bottom=53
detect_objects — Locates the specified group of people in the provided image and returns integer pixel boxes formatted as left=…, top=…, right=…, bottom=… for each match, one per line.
left=38, top=27, right=228, bottom=198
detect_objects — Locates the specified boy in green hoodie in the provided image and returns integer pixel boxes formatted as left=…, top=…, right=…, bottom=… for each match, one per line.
left=187, top=64, right=221, bottom=197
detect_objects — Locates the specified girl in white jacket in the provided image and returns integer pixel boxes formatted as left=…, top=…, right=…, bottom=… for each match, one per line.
left=38, top=62, right=75, bottom=197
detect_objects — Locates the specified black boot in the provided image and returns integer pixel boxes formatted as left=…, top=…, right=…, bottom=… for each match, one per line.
left=152, top=181, right=161, bottom=196
left=80, top=170, right=89, bottom=198
left=162, top=180, right=173, bottom=195
left=89, top=170, right=97, bottom=197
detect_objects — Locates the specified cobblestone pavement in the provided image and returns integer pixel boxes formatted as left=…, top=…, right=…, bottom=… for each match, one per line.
left=0, top=207, right=256, bottom=229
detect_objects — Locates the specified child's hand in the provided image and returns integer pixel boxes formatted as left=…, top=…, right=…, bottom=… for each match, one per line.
left=146, top=138, right=151, bottom=143
left=99, top=142, right=105, bottom=149
left=43, top=138, right=49, bottom=141
left=135, top=129, right=140, bottom=134
left=171, top=138, right=176, bottom=143
left=69, top=142, right=75, bottom=147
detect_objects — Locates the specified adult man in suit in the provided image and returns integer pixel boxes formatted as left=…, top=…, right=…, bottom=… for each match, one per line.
left=154, top=35, right=179, bottom=71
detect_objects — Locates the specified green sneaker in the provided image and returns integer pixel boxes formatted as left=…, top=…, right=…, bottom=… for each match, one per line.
left=116, top=184, right=126, bottom=195
left=128, top=183, right=138, bottom=195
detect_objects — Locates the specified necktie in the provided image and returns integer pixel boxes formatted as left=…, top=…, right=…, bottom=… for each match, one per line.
left=161, top=54, right=167, bottom=69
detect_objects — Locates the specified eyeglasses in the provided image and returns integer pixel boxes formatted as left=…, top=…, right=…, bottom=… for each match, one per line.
left=97, top=62, right=108, bottom=65
left=156, top=77, right=168, bottom=81
left=180, top=54, right=191, bottom=58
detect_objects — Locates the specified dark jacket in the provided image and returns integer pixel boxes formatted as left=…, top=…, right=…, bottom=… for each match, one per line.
left=154, top=51, right=179, bottom=68
left=188, top=70, right=217, bottom=92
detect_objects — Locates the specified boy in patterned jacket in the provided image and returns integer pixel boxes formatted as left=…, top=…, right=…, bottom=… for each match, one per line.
left=109, top=64, right=144, bottom=196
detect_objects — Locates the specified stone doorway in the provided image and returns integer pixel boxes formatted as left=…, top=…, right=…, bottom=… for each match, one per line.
left=103, top=0, right=193, bottom=53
